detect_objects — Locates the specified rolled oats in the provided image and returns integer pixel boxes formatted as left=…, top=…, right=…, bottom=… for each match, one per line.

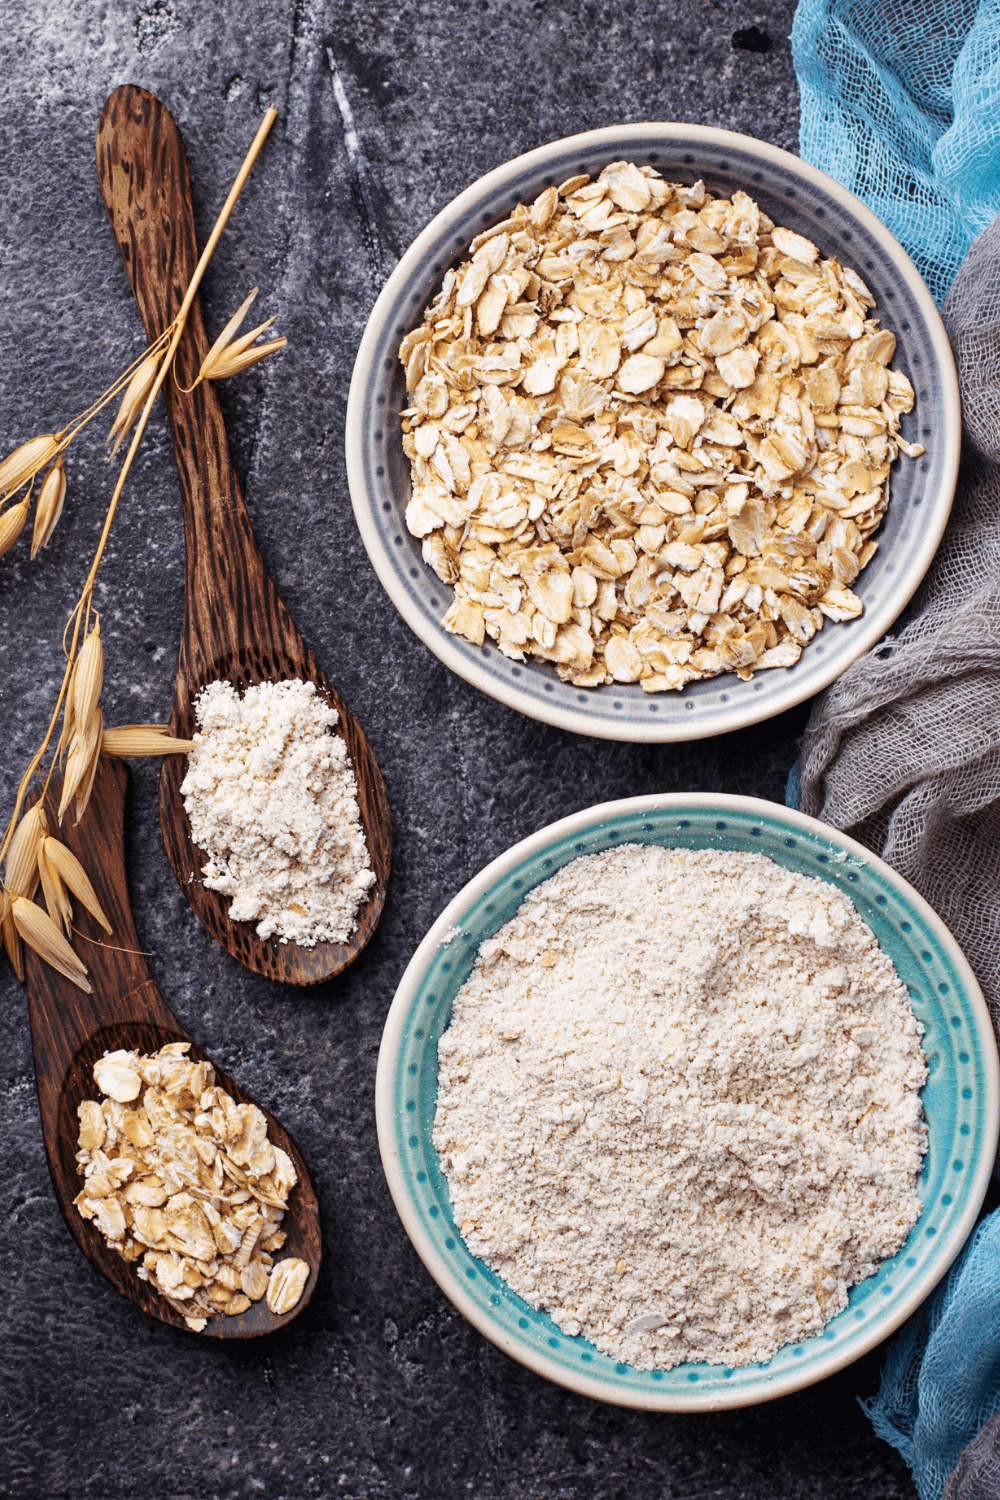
left=73, top=1043, right=311, bottom=1330
left=399, top=163, right=923, bottom=691
left=265, top=1257, right=310, bottom=1314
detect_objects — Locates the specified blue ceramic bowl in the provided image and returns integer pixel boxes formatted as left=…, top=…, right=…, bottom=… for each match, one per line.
left=376, top=795, right=998, bottom=1410
left=347, top=124, right=960, bottom=743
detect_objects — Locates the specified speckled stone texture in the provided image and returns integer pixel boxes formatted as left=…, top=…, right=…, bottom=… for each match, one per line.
left=0, top=4, right=918, bottom=1497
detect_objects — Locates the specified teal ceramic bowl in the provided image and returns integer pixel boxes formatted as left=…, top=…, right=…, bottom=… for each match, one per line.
left=376, top=795, right=999, bottom=1410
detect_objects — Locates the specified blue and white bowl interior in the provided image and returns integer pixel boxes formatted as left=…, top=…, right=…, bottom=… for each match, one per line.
left=349, top=125, right=958, bottom=743
left=379, top=799, right=998, bottom=1409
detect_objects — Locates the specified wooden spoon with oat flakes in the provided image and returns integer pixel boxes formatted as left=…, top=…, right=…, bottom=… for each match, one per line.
left=95, top=85, right=391, bottom=985
left=23, top=758, right=322, bottom=1337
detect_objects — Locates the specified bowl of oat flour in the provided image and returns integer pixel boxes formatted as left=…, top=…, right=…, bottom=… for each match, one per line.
left=376, top=795, right=999, bottom=1410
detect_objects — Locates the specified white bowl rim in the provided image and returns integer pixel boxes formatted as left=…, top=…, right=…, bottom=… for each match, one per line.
left=347, top=121, right=961, bottom=743
left=375, top=792, right=999, bottom=1410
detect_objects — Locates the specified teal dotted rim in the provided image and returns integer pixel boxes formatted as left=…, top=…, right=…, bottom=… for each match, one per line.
left=376, top=795, right=999, bottom=1411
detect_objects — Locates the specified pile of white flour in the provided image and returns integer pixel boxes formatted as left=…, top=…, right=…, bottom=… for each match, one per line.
left=180, top=678, right=374, bottom=947
left=434, top=844, right=927, bottom=1370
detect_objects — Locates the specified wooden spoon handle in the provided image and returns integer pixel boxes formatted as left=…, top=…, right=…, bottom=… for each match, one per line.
left=95, top=84, right=291, bottom=677
left=95, top=85, right=392, bottom=986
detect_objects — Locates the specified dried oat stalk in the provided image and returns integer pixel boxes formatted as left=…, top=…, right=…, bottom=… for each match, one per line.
left=74, top=1043, right=309, bottom=1330
left=400, top=162, right=924, bottom=692
left=1, top=107, right=282, bottom=990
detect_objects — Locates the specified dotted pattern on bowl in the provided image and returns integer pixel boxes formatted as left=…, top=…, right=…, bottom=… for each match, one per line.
left=387, top=802, right=995, bottom=1406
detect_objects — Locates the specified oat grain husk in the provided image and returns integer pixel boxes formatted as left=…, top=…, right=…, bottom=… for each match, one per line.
left=74, top=709, right=103, bottom=825
left=59, top=710, right=101, bottom=822
left=43, top=837, right=112, bottom=933
left=72, top=624, right=103, bottom=734
left=0, top=499, right=31, bottom=559
left=31, top=459, right=66, bottom=558
left=1, top=900, right=23, bottom=981
left=106, top=351, right=162, bottom=459
left=101, top=727, right=195, bottom=756
left=3, top=803, right=46, bottom=900
left=38, top=842, right=74, bottom=937
left=0, top=434, right=59, bottom=497
left=12, top=896, right=91, bottom=992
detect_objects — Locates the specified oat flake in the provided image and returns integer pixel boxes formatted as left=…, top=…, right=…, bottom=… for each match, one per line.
left=434, top=844, right=927, bottom=1370
left=181, top=678, right=375, bottom=947
left=400, top=163, right=923, bottom=693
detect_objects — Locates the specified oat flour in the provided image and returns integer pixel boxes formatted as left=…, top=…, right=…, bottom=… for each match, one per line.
left=434, top=844, right=927, bottom=1370
left=180, top=678, right=374, bottom=947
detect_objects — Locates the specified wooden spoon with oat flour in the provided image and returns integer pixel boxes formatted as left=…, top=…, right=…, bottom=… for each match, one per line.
left=23, top=759, right=322, bottom=1337
left=95, top=85, right=391, bottom=985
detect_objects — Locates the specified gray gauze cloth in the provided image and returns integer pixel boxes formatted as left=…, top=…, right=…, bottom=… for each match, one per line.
left=799, top=210, right=1000, bottom=1048
left=945, top=1406, right=1000, bottom=1500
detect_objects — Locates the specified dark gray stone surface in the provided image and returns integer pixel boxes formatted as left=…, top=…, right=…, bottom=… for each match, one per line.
left=0, top=3, right=917, bottom=1496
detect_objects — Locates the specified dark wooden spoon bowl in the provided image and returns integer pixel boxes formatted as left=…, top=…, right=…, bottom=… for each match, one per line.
left=95, top=84, right=391, bottom=985
left=24, top=757, right=322, bottom=1337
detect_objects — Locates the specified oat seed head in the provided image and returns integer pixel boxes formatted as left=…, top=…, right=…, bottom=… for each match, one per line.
left=202, top=286, right=259, bottom=370
left=106, top=351, right=163, bottom=460
left=30, top=458, right=66, bottom=559
left=38, top=840, right=73, bottom=937
left=72, top=623, right=103, bottom=734
left=74, top=708, right=103, bottom=825
left=211, top=317, right=279, bottom=373
left=3, top=803, right=47, bottom=902
left=201, top=332, right=286, bottom=382
left=1, top=901, right=24, bottom=982
left=101, top=726, right=196, bottom=757
left=197, top=287, right=286, bottom=384
left=0, top=499, right=31, bottom=560
left=12, top=896, right=91, bottom=992
left=43, top=836, right=112, bottom=933
left=58, top=709, right=102, bottom=823
left=0, top=434, right=59, bottom=498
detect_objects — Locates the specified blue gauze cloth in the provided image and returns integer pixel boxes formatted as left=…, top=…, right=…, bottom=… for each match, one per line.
left=790, top=4, right=1000, bottom=1495
left=862, top=1216, right=1000, bottom=1499
left=792, top=0, right=1000, bottom=307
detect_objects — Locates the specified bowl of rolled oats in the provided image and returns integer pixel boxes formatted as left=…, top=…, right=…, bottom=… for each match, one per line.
left=347, top=124, right=960, bottom=741
left=375, top=794, right=999, bottom=1409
